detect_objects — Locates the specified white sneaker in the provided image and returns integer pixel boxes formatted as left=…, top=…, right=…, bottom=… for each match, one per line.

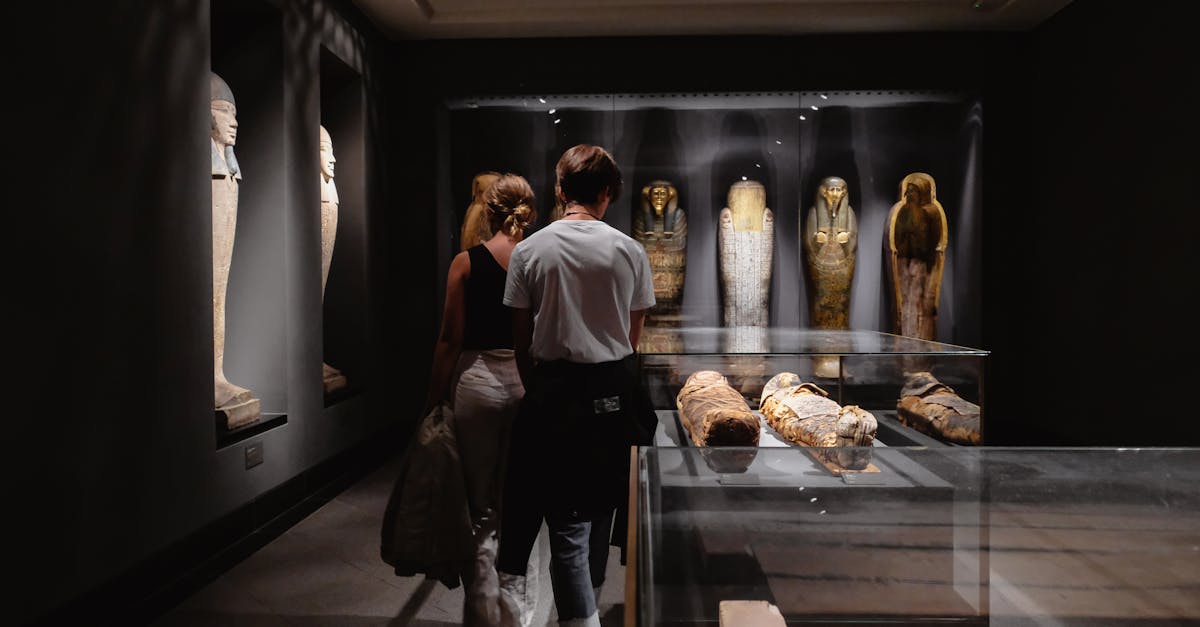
left=499, top=572, right=533, bottom=627
left=558, top=611, right=601, bottom=627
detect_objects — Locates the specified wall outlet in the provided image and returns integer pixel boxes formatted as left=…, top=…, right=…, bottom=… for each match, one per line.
left=245, top=442, right=264, bottom=469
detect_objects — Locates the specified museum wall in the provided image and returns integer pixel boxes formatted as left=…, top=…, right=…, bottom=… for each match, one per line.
left=15, top=0, right=413, bottom=624
left=987, top=0, right=1197, bottom=446
left=398, top=7, right=1198, bottom=448
left=393, top=31, right=1021, bottom=436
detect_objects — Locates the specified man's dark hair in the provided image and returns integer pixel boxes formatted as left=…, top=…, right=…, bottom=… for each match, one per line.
left=556, top=144, right=622, bottom=205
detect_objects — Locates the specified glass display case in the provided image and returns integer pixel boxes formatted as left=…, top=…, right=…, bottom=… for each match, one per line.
left=436, top=90, right=983, bottom=345
left=639, top=327, right=988, bottom=447
left=627, top=446, right=1200, bottom=626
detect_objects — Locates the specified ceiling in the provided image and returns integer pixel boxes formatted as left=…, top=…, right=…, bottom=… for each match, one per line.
left=351, top=0, right=1074, bottom=40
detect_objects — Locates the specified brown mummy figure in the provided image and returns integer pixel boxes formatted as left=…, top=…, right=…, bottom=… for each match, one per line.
left=758, top=372, right=877, bottom=470
left=896, top=372, right=981, bottom=445
left=676, top=370, right=761, bottom=473
left=884, top=172, right=947, bottom=342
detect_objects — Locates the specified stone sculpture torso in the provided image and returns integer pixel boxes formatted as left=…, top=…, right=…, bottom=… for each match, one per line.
left=319, top=125, right=346, bottom=394
left=718, top=180, right=774, bottom=328
left=211, top=72, right=260, bottom=429
left=633, top=180, right=687, bottom=317
left=885, top=172, right=947, bottom=342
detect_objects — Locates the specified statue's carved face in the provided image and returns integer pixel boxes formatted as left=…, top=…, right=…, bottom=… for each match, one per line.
left=320, top=142, right=336, bottom=179
left=822, top=181, right=846, bottom=208
left=649, top=185, right=671, bottom=212
left=211, top=100, right=238, bottom=147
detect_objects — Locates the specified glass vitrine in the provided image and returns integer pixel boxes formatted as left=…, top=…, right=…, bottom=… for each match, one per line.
left=639, top=326, right=988, bottom=447
left=629, top=446, right=1200, bottom=626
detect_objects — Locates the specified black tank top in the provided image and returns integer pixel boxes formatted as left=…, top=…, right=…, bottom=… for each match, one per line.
left=463, top=244, right=513, bottom=350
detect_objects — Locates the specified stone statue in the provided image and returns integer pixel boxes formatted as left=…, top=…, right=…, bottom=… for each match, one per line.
left=211, top=72, right=261, bottom=429
left=802, top=177, right=857, bottom=378
left=884, top=173, right=947, bottom=342
left=319, top=125, right=347, bottom=395
left=634, top=180, right=687, bottom=316
left=718, top=180, right=773, bottom=327
left=459, top=171, right=501, bottom=251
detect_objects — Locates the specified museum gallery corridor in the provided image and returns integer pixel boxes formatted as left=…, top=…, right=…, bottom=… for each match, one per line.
left=152, top=452, right=626, bottom=627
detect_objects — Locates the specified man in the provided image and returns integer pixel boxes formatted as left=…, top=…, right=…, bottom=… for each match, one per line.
left=498, top=144, right=656, bottom=627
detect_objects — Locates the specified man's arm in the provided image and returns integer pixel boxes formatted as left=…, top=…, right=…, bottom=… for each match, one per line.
left=512, top=306, right=535, bottom=392
left=629, top=308, right=647, bottom=352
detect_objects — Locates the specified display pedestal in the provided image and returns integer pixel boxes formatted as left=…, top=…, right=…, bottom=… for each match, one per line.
left=324, top=382, right=364, bottom=408
left=217, top=397, right=261, bottom=430
left=807, top=453, right=880, bottom=476
left=216, top=412, right=287, bottom=449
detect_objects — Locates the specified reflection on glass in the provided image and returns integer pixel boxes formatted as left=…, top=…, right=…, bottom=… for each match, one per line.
left=637, top=327, right=987, bottom=356
left=638, top=447, right=1200, bottom=625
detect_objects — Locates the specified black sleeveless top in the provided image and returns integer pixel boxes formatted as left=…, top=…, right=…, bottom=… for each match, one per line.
left=463, top=244, right=513, bottom=350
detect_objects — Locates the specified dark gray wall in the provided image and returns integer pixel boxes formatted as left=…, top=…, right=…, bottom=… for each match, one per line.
left=987, top=0, right=1198, bottom=445
left=15, top=1, right=409, bottom=624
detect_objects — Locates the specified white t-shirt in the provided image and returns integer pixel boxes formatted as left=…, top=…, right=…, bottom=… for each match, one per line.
left=504, top=219, right=656, bottom=364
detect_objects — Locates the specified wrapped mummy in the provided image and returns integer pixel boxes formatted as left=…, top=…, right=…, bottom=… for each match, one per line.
left=897, top=372, right=981, bottom=445
left=676, top=370, right=761, bottom=473
left=758, top=372, right=877, bottom=470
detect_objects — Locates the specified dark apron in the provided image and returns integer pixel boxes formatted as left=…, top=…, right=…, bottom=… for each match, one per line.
left=497, top=354, right=655, bottom=574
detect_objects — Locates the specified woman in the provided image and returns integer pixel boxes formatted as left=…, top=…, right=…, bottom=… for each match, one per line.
left=424, top=173, right=536, bottom=626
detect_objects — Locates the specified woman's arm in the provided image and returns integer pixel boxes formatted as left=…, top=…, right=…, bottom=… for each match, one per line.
left=423, top=251, right=469, bottom=413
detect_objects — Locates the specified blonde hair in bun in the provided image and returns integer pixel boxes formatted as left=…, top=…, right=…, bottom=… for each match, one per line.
left=485, top=174, right=537, bottom=238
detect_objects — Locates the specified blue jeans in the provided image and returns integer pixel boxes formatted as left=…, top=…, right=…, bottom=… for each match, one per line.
left=546, top=510, right=613, bottom=620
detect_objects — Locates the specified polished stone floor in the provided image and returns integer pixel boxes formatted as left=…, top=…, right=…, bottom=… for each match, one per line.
left=153, top=453, right=626, bottom=627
